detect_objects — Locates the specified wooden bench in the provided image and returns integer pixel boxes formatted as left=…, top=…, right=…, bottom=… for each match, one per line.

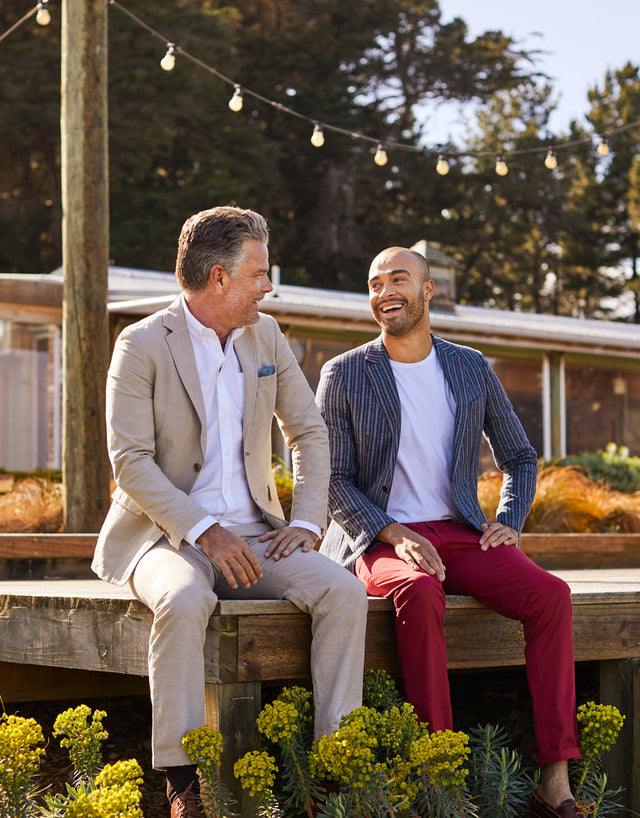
left=0, top=571, right=639, bottom=813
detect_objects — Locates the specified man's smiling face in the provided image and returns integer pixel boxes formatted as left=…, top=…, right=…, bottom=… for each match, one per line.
left=368, top=248, right=433, bottom=337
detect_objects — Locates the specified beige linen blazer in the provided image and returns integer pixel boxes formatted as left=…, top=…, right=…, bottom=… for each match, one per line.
left=92, top=297, right=330, bottom=585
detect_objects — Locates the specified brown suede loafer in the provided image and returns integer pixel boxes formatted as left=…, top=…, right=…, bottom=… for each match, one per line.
left=170, top=783, right=205, bottom=818
left=526, top=789, right=594, bottom=818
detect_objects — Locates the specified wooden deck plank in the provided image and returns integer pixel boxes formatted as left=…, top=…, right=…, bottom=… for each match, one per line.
left=0, top=571, right=638, bottom=681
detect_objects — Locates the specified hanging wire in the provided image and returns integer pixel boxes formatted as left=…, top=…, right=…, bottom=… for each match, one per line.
left=0, top=4, right=38, bottom=45
left=2, top=0, right=639, bottom=169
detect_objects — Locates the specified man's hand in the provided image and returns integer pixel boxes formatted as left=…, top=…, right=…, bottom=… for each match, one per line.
left=259, top=526, right=319, bottom=560
left=377, top=522, right=446, bottom=581
left=198, top=524, right=263, bottom=589
left=479, top=522, right=518, bottom=550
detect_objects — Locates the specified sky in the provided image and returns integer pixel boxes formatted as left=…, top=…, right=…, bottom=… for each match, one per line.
left=428, top=0, right=640, bottom=143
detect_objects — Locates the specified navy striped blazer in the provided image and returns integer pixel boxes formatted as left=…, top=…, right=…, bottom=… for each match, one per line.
left=316, top=334, right=538, bottom=571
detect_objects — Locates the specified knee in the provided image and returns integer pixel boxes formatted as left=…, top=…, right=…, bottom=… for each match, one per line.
left=154, top=583, right=216, bottom=630
left=337, top=569, right=369, bottom=610
left=394, top=573, right=446, bottom=618
left=530, top=572, right=572, bottom=619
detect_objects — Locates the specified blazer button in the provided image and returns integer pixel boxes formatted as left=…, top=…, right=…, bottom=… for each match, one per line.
left=193, top=463, right=201, bottom=472
left=382, top=485, right=390, bottom=493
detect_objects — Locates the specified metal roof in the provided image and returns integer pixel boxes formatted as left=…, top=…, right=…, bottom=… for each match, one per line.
left=4, top=265, right=640, bottom=359
left=103, top=267, right=640, bottom=359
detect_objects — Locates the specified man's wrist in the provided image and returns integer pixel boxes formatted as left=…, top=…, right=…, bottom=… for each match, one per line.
left=186, top=515, right=218, bottom=546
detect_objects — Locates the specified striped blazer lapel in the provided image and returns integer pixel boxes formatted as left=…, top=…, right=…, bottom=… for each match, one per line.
left=364, top=337, right=401, bottom=443
left=433, top=335, right=475, bottom=476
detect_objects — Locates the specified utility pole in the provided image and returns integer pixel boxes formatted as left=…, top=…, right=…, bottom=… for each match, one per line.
left=60, top=0, right=111, bottom=531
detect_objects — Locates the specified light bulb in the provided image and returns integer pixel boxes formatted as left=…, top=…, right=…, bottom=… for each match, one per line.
left=544, top=149, right=557, bottom=170
left=597, top=137, right=610, bottom=157
left=36, top=0, right=50, bottom=25
left=310, top=123, right=325, bottom=148
left=228, top=86, right=243, bottom=112
left=436, top=154, right=449, bottom=175
left=160, top=44, right=176, bottom=72
left=495, top=155, right=509, bottom=176
left=374, top=144, right=388, bottom=166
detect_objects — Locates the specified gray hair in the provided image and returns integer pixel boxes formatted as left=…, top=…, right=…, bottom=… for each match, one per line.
left=175, top=206, right=269, bottom=291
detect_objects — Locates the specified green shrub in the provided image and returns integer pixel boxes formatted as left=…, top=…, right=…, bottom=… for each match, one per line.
left=548, top=443, right=640, bottom=494
left=182, top=670, right=626, bottom=818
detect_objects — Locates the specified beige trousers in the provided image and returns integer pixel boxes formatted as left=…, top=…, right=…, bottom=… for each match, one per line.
left=130, top=524, right=368, bottom=768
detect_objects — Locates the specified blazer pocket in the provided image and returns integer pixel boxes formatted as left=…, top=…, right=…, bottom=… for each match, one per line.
left=257, top=372, right=276, bottom=387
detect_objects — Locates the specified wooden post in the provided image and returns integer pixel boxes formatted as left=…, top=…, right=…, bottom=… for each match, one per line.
left=60, top=0, right=111, bottom=531
left=204, top=681, right=261, bottom=817
left=600, top=657, right=640, bottom=813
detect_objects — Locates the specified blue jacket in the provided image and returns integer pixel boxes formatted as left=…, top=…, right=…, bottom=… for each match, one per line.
left=316, top=334, right=538, bottom=570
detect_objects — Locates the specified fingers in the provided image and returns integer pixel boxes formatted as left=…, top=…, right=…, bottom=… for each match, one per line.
left=479, top=522, right=518, bottom=550
left=394, top=540, right=446, bottom=582
left=219, top=547, right=263, bottom=589
left=199, top=526, right=263, bottom=589
left=259, top=527, right=317, bottom=560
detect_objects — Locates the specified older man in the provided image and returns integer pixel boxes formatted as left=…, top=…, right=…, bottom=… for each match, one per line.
left=93, top=206, right=367, bottom=817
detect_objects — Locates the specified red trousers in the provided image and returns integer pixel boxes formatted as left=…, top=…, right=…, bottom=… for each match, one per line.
left=355, top=520, right=580, bottom=765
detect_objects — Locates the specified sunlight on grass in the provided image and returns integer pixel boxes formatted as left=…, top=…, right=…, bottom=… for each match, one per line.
left=478, top=465, right=640, bottom=533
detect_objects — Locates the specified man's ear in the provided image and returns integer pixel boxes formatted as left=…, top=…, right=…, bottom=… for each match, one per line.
left=424, top=278, right=435, bottom=300
left=209, top=264, right=227, bottom=292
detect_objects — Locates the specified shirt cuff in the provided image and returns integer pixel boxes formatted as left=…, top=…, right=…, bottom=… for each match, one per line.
left=289, top=519, right=322, bottom=539
left=186, top=515, right=218, bottom=546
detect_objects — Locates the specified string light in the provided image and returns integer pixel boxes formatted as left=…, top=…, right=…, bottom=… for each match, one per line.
left=374, top=144, right=388, bottom=166
left=228, top=85, right=243, bottom=112
left=310, top=123, right=325, bottom=148
left=4, top=0, right=634, bottom=178
left=160, top=43, right=176, bottom=72
left=436, top=153, right=450, bottom=175
left=35, top=0, right=50, bottom=26
left=544, top=149, right=558, bottom=170
left=495, top=154, right=509, bottom=176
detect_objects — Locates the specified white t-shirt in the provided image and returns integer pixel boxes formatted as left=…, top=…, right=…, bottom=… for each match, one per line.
left=387, top=350, right=458, bottom=523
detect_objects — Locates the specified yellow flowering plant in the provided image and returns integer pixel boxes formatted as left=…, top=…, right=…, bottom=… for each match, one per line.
left=53, top=705, right=108, bottom=785
left=0, top=714, right=45, bottom=817
left=0, top=705, right=144, bottom=818
left=233, top=751, right=282, bottom=818
left=571, top=702, right=626, bottom=812
left=182, top=725, right=237, bottom=818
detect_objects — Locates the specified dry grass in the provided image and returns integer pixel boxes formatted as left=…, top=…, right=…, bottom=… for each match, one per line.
left=2, top=465, right=640, bottom=534
left=478, top=465, right=640, bottom=533
left=0, top=477, right=63, bottom=533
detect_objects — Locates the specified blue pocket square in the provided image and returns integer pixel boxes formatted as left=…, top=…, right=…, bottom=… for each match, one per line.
left=258, top=364, right=276, bottom=377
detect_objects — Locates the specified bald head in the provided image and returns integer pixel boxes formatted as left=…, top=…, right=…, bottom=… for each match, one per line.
left=368, top=247, right=432, bottom=285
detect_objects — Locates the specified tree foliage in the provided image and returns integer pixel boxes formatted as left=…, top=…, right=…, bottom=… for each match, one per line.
left=1, top=0, right=638, bottom=319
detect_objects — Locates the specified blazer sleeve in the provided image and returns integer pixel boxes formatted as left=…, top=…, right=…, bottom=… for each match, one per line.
left=317, top=356, right=395, bottom=551
left=270, top=323, right=331, bottom=531
left=480, top=356, right=538, bottom=531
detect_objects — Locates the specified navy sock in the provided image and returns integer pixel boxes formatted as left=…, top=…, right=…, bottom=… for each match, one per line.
left=166, top=765, right=199, bottom=803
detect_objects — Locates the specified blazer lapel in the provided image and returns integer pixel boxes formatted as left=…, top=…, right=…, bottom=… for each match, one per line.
left=364, top=337, right=401, bottom=437
left=163, top=298, right=207, bottom=447
left=233, top=330, right=257, bottom=441
left=433, top=335, right=467, bottom=475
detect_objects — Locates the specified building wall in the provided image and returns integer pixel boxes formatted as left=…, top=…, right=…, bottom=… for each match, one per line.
left=2, top=314, right=640, bottom=474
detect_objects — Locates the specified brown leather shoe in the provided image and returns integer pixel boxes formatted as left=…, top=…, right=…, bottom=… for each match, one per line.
left=170, top=783, right=205, bottom=818
left=526, top=789, right=595, bottom=818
